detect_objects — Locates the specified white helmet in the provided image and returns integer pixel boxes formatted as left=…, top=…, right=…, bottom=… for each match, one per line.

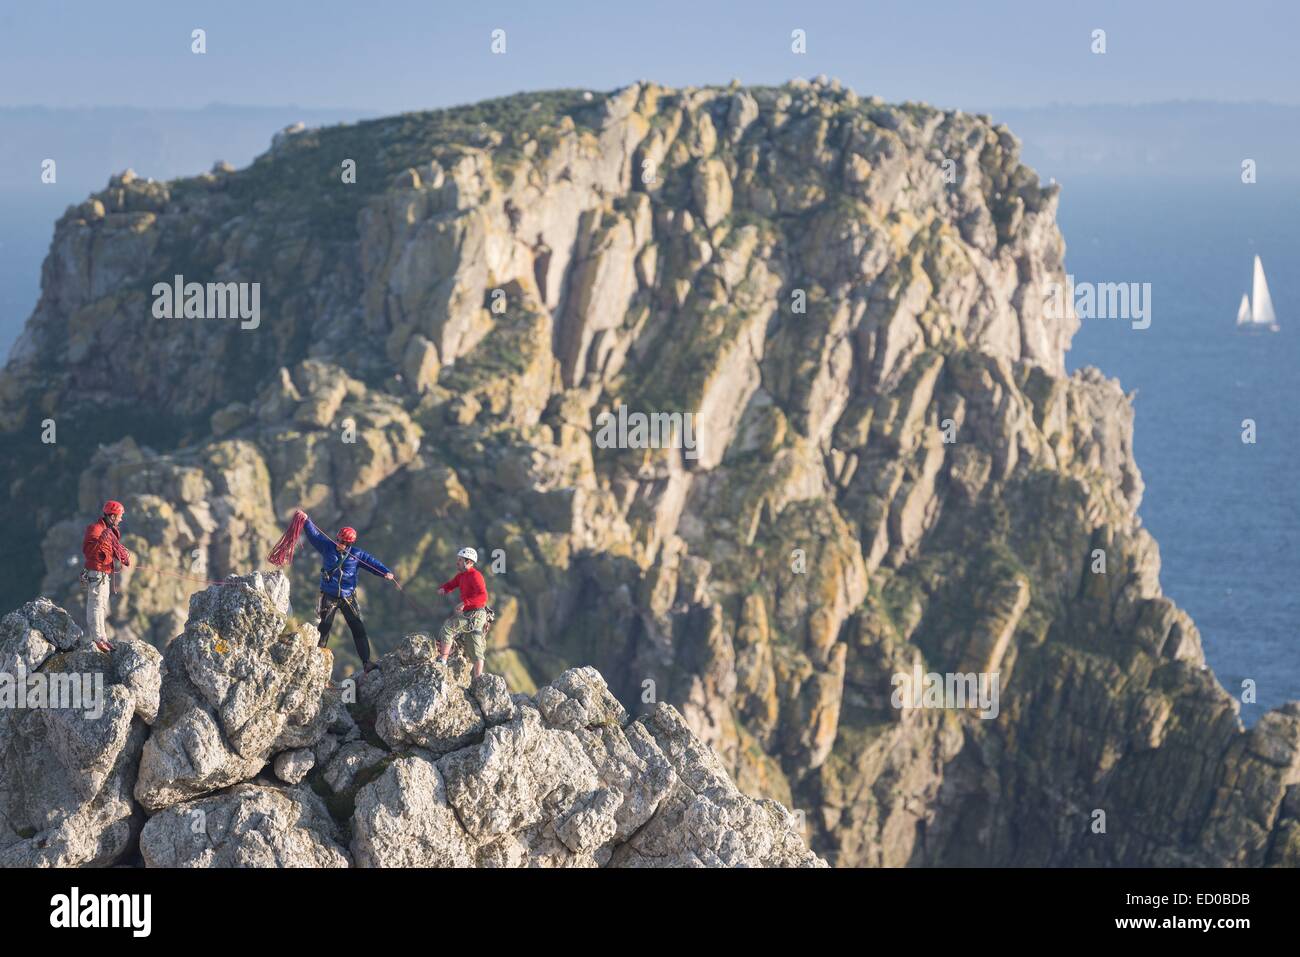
left=457, top=547, right=478, bottom=565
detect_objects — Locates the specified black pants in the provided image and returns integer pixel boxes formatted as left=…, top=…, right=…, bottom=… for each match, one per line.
left=317, top=592, right=371, bottom=664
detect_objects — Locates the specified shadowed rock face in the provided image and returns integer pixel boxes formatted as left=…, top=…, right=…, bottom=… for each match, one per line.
left=1, top=80, right=1297, bottom=866
left=2, top=575, right=823, bottom=867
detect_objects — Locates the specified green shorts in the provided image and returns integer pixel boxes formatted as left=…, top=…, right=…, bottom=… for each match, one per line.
left=440, top=608, right=488, bottom=661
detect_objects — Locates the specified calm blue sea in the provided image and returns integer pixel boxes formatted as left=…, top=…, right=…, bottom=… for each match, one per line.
left=1058, top=178, right=1300, bottom=724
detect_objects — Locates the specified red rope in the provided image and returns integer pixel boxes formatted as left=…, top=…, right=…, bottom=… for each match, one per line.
left=392, top=579, right=443, bottom=620
left=130, top=561, right=231, bottom=587
left=268, top=509, right=308, bottom=566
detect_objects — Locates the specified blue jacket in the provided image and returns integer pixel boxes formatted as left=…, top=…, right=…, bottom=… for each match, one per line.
left=304, top=519, right=392, bottom=597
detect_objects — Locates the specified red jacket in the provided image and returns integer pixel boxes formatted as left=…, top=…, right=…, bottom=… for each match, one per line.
left=82, top=519, right=130, bottom=573
left=439, top=568, right=487, bottom=610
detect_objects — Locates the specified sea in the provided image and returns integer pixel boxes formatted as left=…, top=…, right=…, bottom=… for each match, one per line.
left=1058, top=177, right=1300, bottom=724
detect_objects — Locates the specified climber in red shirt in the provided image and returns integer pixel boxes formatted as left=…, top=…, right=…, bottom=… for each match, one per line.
left=81, top=500, right=131, bottom=653
left=436, top=547, right=490, bottom=677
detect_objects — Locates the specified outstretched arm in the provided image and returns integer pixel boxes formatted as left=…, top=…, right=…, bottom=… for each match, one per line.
left=353, top=547, right=393, bottom=579
left=301, top=517, right=333, bottom=556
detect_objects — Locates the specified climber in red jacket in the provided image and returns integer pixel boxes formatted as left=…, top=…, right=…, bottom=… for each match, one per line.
left=436, top=547, right=490, bottom=678
left=81, top=500, right=131, bottom=653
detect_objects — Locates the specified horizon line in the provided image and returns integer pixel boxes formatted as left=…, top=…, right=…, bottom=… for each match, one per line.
left=3, top=95, right=1300, bottom=115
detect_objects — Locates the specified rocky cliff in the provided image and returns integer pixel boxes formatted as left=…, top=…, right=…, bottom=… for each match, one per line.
left=2, top=79, right=1298, bottom=867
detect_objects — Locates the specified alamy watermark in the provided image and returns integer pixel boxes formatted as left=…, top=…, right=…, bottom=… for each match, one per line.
left=1, top=661, right=105, bottom=719
left=50, top=887, right=151, bottom=937
left=594, top=404, right=700, bottom=460
left=891, top=663, right=1000, bottom=719
left=1044, top=275, right=1151, bottom=330
left=151, top=274, right=261, bottom=330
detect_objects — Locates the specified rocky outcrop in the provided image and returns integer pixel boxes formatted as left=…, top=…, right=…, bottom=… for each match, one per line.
left=133, top=572, right=335, bottom=810
left=0, top=576, right=821, bottom=867
left=1, top=80, right=1295, bottom=866
left=0, top=599, right=160, bottom=866
left=346, top=631, right=816, bottom=867
left=363, top=634, right=493, bottom=755
left=351, top=664, right=815, bottom=868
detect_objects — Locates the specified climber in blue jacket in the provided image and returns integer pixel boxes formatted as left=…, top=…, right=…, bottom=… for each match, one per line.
left=300, top=511, right=396, bottom=674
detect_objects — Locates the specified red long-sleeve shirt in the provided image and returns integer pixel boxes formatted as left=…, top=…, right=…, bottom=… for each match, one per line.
left=439, top=568, right=487, bottom=610
left=82, top=519, right=130, bottom=572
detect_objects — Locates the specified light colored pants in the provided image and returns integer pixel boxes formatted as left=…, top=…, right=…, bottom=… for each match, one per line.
left=84, top=570, right=111, bottom=647
left=440, top=608, right=488, bottom=662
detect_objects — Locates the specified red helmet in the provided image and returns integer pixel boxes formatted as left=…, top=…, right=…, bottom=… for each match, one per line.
left=337, top=526, right=357, bottom=544
left=102, top=500, right=125, bottom=516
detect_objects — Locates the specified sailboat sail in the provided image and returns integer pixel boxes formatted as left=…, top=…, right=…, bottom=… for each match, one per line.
left=1252, top=255, right=1277, bottom=327
left=1236, top=293, right=1251, bottom=325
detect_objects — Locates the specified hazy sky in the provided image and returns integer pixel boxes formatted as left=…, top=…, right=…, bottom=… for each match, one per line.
left=1, top=0, right=1296, bottom=113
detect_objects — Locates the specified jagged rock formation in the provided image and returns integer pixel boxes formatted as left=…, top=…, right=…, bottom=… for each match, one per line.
left=1, top=79, right=1297, bottom=866
left=1, top=574, right=821, bottom=867
left=0, top=600, right=160, bottom=866
left=133, top=572, right=336, bottom=810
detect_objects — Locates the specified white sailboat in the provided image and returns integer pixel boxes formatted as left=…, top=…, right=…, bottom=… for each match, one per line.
left=1237, top=255, right=1280, bottom=332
